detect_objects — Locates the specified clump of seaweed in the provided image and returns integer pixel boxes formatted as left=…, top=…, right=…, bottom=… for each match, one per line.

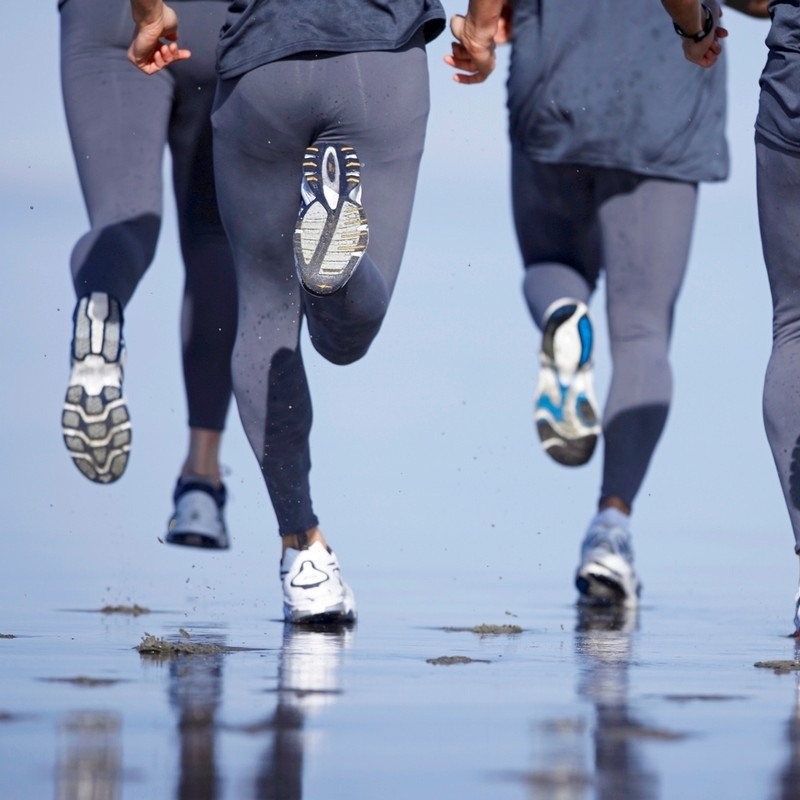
left=754, top=660, right=800, bottom=674
left=135, top=634, right=253, bottom=658
left=426, top=655, right=491, bottom=666
left=39, top=676, right=124, bottom=687
left=442, top=624, right=523, bottom=635
left=100, top=604, right=150, bottom=616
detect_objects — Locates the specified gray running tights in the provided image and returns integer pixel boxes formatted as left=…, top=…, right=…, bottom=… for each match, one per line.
left=59, top=0, right=236, bottom=431
left=512, top=152, right=698, bottom=509
left=211, top=37, right=430, bottom=536
left=757, top=137, right=800, bottom=553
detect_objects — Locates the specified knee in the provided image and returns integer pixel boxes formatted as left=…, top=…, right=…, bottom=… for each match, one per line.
left=310, top=330, right=378, bottom=366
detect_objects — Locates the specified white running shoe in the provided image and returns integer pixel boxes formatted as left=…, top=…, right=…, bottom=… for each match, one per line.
left=166, top=479, right=229, bottom=550
left=575, top=508, right=641, bottom=606
left=535, top=299, right=601, bottom=467
left=61, top=292, right=131, bottom=484
left=293, top=142, right=369, bottom=296
left=793, top=586, right=800, bottom=636
left=280, top=541, right=357, bottom=624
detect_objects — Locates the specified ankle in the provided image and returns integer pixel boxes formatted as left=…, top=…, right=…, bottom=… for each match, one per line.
left=282, top=527, right=328, bottom=554
left=599, top=496, right=631, bottom=516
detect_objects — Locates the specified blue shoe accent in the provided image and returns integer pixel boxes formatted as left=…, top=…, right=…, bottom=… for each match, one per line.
left=534, top=300, right=601, bottom=467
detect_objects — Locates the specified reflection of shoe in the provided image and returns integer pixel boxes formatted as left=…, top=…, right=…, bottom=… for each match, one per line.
left=576, top=604, right=638, bottom=636
left=166, top=479, right=229, bottom=550
left=281, top=541, right=357, bottom=624
left=575, top=605, right=636, bottom=706
left=575, top=508, right=640, bottom=606
left=61, top=293, right=131, bottom=483
left=293, top=143, right=369, bottom=296
left=535, top=300, right=600, bottom=467
left=279, top=623, right=354, bottom=712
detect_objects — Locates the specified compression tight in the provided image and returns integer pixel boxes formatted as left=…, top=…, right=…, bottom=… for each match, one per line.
left=511, top=152, right=697, bottom=509
left=757, top=137, right=800, bottom=554
left=212, top=37, right=430, bottom=536
left=59, top=0, right=236, bottom=431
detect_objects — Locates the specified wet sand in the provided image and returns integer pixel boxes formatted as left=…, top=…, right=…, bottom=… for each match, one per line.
left=1, top=564, right=798, bottom=800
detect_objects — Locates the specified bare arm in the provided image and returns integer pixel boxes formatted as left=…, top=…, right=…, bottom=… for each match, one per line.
left=725, top=0, right=769, bottom=19
left=127, top=0, right=191, bottom=74
left=444, top=0, right=506, bottom=84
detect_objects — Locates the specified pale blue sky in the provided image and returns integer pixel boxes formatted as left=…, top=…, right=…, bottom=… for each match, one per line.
left=0, top=6, right=789, bottom=623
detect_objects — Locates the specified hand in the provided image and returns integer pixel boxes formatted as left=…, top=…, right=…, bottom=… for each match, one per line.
left=127, top=3, right=190, bottom=74
left=682, top=2, right=728, bottom=68
left=444, top=13, right=498, bottom=84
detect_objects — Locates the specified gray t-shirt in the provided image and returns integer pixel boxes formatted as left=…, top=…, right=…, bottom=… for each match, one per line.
left=507, top=0, right=729, bottom=183
left=216, top=0, right=446, bottom=80
left=756, top=1, right=800, bottom=152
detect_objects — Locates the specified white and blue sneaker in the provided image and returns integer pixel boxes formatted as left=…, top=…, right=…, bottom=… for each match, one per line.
left=576, top=508, right=641, bottom=606
left=281, top=541, right=356, bottom=624
left=293, top=142, right=369, bottom=296
left=535, top=299, right=600, bottom=467
left=793, top=586, right=800, bottom=636
left=61, top=292, right=131, bottom=484
left=166, top=479, right=229, bottom=550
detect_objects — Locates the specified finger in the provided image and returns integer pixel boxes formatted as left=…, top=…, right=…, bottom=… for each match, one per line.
left=449, top=13, right=465, bottom=41
left=453, top=71, right=487, bottom=85
left=446, top=53, right=477, bottom=70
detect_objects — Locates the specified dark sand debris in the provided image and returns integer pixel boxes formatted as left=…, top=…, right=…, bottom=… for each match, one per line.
left=662, top=694, right=746, bottom=703
left=754, top=660, right=800, bottom=674
left=0, top=633, right=16, bottom=639
left=100, top=604, right=150, bottom=616
left=426, top=656, right=491, bottom=666
left=442, top=624, right=523, bottom=635
left=135, top=634, right=253, bottom=657
left=39, top=676, right=125, bottom=688
left=603, top=723, right=687, bottom=742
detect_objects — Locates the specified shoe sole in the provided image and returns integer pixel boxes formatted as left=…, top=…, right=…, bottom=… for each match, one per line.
left=535, top=302, right=600, bottom=467
left=284, top=605, right=357, bottom=625
left=293, top=144, right=368, bottom=295
left=576, top=561, right=640, bottom=607
left=164, top=530, right=229, bottom=550
left=62, top=295, right=130, bottom=484
left=62, top=385, right=131, bottom=484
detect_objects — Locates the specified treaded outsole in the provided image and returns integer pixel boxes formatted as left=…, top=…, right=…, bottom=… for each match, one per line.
left=293, top=144, right=368, bottom=295
left=536, top=419, right=597, bottom=467
left=62, top=385, right=131, bottom=484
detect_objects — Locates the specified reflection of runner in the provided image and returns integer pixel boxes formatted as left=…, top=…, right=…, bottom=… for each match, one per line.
left=254, top=624, right=353, bottom=797
left=447, top=0, right=757, bottom=606
left=664, top=0, right=800, bottom=631
left=59, top=0, right=236, bottom=549
left=575, top=607, right=656, bottom=800
left=128, top=0, right=446, bottom=622
left=167, top=650, right=223, bottom=799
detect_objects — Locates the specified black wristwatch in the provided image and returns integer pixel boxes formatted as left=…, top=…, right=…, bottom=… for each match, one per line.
left=673, top=3, right=714, bottom=43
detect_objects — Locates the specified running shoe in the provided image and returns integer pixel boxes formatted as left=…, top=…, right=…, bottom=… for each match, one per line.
left=793, top=586, right=800, bottom=636
left=61, top=292, right=131, bottom=484
left=166, top=479, right=229, bottom=550
left=293, top=143, right=369, bottom=296
left=535, top=300, right=601, bottom=466
left=281, top=541, right=357, bottom=624
left=575, top=508, right=641, bottom=606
